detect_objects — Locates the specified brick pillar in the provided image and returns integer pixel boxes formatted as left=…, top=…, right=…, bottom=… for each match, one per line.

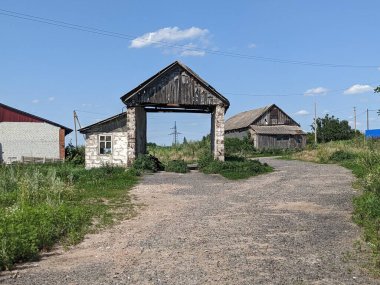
left=126, top=107, right=136, bottom=166
left=211, top=105, right=225, bottom=161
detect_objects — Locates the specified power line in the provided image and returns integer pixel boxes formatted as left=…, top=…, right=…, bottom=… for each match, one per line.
left=224, top=82, right=379, bottom=97
left=0, top=8, right=378, bottom=69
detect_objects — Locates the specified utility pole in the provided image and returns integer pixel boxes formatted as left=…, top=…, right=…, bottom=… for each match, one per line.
left=73, top=110, right=78, bottom=147
left=73, top=110, right=84, bottom=147
left=314, top=98, right=317, bottom=144
left=354, top=107, right=357, bottom=134
left=367, top=108, right=369, bottom=130
left=169, top=121, right=182, bottom=146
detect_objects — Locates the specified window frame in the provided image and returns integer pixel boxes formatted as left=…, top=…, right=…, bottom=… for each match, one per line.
left=98, top=134, right=113, bottom=155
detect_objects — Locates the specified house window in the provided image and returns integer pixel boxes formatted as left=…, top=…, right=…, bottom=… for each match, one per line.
left=276, top=135, right=289, bottom=141
left=99, top=135, right=112, bottom=154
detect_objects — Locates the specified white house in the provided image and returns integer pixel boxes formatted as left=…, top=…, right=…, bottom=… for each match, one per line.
left=0, top=103, right=72, bottom=163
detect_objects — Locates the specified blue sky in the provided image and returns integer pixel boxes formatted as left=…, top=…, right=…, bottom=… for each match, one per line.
left=1, top=1, right=379, bottom=145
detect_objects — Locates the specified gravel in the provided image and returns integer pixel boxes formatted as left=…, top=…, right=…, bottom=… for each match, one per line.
left=1, top=158, right=378, bottom=284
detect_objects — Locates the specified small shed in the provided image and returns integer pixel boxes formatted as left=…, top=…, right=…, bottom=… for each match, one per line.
left=78, top=113, right=128, bottom=167
left=0, top=103, right=72, bottom=163
left=225, top=104, right=306, bottom=149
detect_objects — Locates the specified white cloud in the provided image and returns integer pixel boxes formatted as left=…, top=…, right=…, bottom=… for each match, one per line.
left=295, top=110, right=310, bottom=116
left=304, top=87, right=328, bottom=96
left=32, top=99, right=39, bottom=104
left=179, top=43, right=205, bottom=57
left=248, top=43, right=257, bottom=48
left=180, top=49, right=205, bottom=57
left=48, top=96, right=55, bottom=102
left=130, top=27, right=209, bottom=48
left=343, top=84, right=374, bottom=95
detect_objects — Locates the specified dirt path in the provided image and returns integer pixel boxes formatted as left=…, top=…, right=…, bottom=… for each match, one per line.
left=1, top=158, right=378, bottom=284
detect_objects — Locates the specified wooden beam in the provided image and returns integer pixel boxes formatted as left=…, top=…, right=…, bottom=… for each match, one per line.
left=144, top=107, right=211, bottom=114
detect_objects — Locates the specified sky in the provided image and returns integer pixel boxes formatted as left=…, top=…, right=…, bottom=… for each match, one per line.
left=1, top=0, right=379, bottom=145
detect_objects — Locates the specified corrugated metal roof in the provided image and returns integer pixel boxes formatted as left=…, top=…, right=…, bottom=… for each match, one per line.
left=250, top=125, right=305, bottom=135
left=225, top=105, right=272, bottom=131
left=0, top=103, right=72, bottom=135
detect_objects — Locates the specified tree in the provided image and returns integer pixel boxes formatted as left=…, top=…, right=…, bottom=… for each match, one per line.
left=312, top=114, right=355, bottom=143
left=183, top=137, right=188, bottom=145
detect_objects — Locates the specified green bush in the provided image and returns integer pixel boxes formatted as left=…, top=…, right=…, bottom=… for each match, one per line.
left=65, top=143, right=85, bottom=165
left=225, top=137, right=256, bottom=157
left=329, top=150, right=357, bottom=162
left=165, top=160, right=188, bottom=173
left=198, top=153, right=272, bottom=180
left=132, top=154, right=164, bottom=173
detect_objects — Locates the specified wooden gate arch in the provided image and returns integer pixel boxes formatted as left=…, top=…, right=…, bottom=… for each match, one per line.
left=120, top=61, right=230, bottom=165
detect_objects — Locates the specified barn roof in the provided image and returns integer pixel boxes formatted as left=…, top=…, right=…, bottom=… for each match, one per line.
left=0, top=103, right=72, bottom=135
left=225, top=105, right=273, bottom=131
left=78, top=112, right=126, bottom=133
left=250, top=125, right=305, bottom=135
left=120, top=61, right=230, bottom=109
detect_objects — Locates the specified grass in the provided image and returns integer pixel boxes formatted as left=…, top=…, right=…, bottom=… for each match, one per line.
left=289, top=138, right=380, bottom=270
left=165, top=160, right=189, bottom=173
left=149, top=136, right=273, bottom=179
left=0, top=162, right=139, bottom=270
left=148, top=136, right=300, bottom=165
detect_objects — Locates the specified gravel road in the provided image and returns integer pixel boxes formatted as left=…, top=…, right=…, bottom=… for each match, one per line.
left=1, top=158, right=378, bottom=284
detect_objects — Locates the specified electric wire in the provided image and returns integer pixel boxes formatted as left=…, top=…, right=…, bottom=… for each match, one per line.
left=0, top=8, right=378, bottom=69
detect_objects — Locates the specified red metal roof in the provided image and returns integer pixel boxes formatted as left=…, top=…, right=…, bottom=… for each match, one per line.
left=0, top=103, right=72, bottom=135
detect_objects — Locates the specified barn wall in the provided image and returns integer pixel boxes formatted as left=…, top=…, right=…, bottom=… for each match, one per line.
left=225, top=129, right=249, bottom=139
left=0, top=122, right=60, bottom=163
left=255, top=134, right=306, bottom=150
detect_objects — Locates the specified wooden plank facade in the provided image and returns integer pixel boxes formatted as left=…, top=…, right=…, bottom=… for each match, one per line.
left=225, top=104, right=306, bottom=150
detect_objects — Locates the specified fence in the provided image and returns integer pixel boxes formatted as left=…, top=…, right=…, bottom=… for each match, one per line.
left=20, top=156, right=63, bottom=164
left=2, top=156, right=63, bottom=164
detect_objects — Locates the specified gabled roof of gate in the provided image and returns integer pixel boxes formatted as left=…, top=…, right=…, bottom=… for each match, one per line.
left=120, top=61, right=230, bottom=108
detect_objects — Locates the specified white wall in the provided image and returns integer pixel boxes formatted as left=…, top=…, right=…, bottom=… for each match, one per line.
left=0, top=122, right=60, bottom=163
left=85, top=132, right=128, bottom=168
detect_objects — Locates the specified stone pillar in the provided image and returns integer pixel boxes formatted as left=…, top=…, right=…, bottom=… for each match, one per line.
left=126, top=106, right=147, bottom=166
left=126, top=107, right=136, bottom=166
left=211, top=105, right=225, bottom=161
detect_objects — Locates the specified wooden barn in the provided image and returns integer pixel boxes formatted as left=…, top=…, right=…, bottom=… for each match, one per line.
left=0, top=103, right=72, bottom=163
left=225, top=104, right=306, bottom=149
